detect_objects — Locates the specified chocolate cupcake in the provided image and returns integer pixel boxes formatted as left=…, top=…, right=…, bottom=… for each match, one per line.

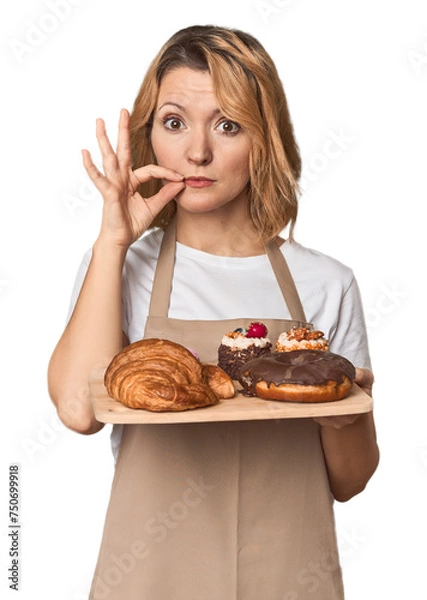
left=218, top=322, right=272, bottom=380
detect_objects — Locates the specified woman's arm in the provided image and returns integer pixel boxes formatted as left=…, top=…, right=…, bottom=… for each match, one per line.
left=48, top=241, right=127, bottom=434
left=315, top=368, right=380, bottom=502
left=47, top=109, right=185, bottom=434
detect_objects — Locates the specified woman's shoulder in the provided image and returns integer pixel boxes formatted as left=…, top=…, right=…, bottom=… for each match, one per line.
left=283, top=239, right=355, bottom=285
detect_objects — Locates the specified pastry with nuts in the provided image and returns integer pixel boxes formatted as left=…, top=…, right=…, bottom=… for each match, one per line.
left=276, top=327, right=329, bottom=352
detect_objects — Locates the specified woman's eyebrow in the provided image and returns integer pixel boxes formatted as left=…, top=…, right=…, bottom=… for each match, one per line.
left=157, top=101, right=187, bottom=112
left=157, top=101, right=221, bottom=119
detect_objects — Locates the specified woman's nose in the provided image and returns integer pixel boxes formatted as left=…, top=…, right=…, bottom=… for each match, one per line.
left=186, top=128, right=213, bottom=165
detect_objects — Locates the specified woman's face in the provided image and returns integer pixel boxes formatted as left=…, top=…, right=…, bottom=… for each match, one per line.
left=151, top=67, right=251, bottom=215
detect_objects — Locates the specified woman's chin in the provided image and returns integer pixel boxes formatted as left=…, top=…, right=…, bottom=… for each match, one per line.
left=174, top=191, right=220, bottom=214
left=174, top=187, right=248, bottom=216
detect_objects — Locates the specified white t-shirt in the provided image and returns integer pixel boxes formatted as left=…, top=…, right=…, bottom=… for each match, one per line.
left=69, top=228, right=371, bottom=458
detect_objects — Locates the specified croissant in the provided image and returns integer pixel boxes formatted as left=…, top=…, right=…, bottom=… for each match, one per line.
left=201, top=363, right=235, bottom=399
left=104, top=338, right=234, bottom=412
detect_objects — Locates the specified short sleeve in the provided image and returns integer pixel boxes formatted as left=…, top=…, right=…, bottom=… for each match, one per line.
left=66, top=249, right=92, bottom=323
left=66, top=249, right=130, bottom=337
left=329, top=275, right=372, bottom=371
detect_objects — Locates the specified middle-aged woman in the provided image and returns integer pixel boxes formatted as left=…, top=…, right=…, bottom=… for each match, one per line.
left=48, top=25, right=379, bottom=599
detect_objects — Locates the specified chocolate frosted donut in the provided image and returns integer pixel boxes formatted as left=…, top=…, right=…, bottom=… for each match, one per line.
left=239, top=350, right=355, bottom=403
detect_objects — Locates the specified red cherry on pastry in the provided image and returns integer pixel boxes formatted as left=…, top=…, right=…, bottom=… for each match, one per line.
left=246, top=322, right=268, bottom=338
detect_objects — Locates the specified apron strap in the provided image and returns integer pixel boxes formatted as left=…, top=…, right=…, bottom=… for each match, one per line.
left=148, top=218, right=307, bottom=322
left=265, top=239, right=307, bottom=322
left=147, top=217, right=176, bottom=318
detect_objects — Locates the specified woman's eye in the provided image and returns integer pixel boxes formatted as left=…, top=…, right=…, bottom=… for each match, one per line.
left=163, top=117, right=184, bottom=131
left=217, top=120, right=240, bottom=134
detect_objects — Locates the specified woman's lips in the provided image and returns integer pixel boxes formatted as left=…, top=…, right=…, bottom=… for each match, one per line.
left=184, top=177, right=215, bottom=188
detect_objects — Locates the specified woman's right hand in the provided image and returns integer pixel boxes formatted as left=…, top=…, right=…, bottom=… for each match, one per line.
left=82, top=108, right=185, bottom=248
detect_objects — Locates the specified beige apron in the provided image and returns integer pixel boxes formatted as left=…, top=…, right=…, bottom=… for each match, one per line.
left=89, top=222, right=345, bottom=600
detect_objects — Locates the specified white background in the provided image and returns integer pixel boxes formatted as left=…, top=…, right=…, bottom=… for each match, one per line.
left=1, top=0, right=426, bottom=598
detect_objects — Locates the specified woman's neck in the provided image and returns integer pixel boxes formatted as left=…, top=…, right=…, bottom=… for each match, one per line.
left=175, top=210, right=265, bottom=257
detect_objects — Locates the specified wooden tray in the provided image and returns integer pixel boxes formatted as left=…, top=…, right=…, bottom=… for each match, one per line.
left=89, top=368, right=373, bottom=424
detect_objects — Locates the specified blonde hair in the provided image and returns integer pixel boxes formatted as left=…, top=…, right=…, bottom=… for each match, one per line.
left=129, top=25, right=301, bottom=242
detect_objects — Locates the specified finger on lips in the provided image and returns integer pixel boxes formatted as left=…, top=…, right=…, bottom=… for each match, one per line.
left=132, top=165, right=184, bottom=184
